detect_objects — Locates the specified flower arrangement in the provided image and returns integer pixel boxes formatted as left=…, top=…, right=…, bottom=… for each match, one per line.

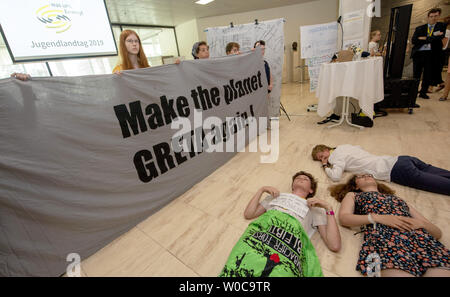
left=349, top=44, right=363, bottom=55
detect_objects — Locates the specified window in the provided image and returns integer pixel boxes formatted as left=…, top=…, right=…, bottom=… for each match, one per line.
left=0, top=25, right=179, bottom=79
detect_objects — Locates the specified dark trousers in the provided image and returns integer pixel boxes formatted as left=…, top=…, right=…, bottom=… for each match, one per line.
left=413, top=51, right=433, bottom=95
left=431, top=51, right=445, bottom=86
left=391, top=156, right=450, bottom=196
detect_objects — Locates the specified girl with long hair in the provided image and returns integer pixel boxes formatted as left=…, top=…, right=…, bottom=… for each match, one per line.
left=113, top=30, right=150, bottom=73
left=330, top=174, right=449, bottom=277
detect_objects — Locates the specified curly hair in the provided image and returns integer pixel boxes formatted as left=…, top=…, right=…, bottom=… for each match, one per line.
left=291, top=171, right=317, bottom=198
left=226, top=42, right=240, bottom=54
left=328, top=175, right=395, bottom=202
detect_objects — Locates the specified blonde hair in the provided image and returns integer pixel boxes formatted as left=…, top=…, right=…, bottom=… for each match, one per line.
left=370, top=30, right=381, bottom=41
left=311, top=144, right=333, bottom=161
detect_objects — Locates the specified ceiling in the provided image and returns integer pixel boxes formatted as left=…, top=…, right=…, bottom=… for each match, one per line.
left=105, top=0, right=316, bottom=26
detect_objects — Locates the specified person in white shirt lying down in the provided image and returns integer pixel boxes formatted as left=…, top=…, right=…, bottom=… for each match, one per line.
left=311, top=144, right=450, bottom=196
left=219, top=171, right=341, bottom=277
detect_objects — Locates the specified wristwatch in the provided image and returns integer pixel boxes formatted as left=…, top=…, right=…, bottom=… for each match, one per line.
left=326, top=210, right=335, bottom=216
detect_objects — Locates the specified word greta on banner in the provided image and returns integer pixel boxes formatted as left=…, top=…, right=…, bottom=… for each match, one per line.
left=113, top=69, right=278, bottom=184
left=133, top=110, right=279, bottom=183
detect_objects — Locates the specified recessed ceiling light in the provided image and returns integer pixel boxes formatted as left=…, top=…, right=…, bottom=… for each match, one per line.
left=195, top=0, right=215, bottom=5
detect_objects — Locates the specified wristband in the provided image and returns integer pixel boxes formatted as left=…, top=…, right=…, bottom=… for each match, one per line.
left=368, top=213, right=377, bottom=229
left=326, top=210, right=334, bottom=216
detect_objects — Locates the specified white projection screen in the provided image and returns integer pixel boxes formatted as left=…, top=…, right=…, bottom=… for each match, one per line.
left=0, top=0, right=117, bottom=62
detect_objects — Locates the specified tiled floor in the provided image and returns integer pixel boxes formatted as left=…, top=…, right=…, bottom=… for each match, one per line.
left=80, top=82, right=450, bottom=277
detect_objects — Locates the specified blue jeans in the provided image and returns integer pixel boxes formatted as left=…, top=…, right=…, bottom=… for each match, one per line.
left=390, top=156, right=450, bottom=196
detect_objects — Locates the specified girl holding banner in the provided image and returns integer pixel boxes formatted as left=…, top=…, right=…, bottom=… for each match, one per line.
left=113, top=30, right=150, bottom=73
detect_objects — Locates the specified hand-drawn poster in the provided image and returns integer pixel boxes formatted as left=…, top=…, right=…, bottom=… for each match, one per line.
left=206, top=18, right=285, bottom=118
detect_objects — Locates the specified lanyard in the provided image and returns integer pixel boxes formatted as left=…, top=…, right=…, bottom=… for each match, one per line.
left=428, top=25, right=435, bottom=37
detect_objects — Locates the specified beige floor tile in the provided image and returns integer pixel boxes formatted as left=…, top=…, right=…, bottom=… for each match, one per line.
left=81, top=227, right=196, bottom=276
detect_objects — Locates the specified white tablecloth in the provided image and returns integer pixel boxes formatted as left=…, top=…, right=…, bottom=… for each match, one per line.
left=316, top=57, right=384, bottom=119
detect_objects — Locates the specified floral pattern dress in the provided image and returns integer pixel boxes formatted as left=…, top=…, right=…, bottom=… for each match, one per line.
left=354, top=191, right=449, bottom=276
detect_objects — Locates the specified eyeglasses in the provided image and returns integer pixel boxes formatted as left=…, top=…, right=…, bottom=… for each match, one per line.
left=355, top=174, right=374, bottom=179
left=125, top=39, right=140, bottom=44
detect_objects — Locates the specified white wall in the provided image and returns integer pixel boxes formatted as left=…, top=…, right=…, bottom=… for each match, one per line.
left=175, top=19, right=200, bottom=60
left=158, top=28, right=179, bottom=57
left=195, top=0, right=339, bottom=82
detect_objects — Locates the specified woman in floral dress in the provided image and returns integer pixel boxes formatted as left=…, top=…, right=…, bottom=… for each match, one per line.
left=330, top=174, right=449, bottom=277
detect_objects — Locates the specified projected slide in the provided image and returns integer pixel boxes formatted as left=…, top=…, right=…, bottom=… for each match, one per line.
left=0, top=0, right=117, bottom=62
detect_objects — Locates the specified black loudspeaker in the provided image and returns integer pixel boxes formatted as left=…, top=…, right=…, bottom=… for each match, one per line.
left=377, top=4, right=417, bottom=115
left=376, top=78, right=419, bottom=114
left=384, top=4, right=413, bottom=79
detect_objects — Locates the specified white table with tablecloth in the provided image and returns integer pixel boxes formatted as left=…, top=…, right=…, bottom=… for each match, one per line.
left=315, top=57, right=384, bottom=128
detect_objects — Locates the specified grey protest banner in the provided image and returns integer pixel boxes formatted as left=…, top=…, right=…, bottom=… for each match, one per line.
left=0, top=49, right=268, bottom=276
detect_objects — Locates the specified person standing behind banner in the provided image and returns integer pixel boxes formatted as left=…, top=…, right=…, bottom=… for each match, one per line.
left=113, top=30, right=150, bottom=73
left=225, top=42, right=240, bottom=55
left=192, top=41, right=210, bottom=59
left=254, top=40, right=273, bottom=93
left=411, top=8, right=446, bottom=99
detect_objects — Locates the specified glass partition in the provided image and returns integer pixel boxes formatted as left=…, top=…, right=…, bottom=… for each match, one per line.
left=0, top=25, right=179, bottom=79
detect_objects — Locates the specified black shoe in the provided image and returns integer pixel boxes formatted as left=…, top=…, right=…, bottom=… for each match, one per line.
left=317, top=113, right=340, bottom=125
left=414, top=103, right=421, bottom=108
left=419, top=93, right=430, bottom=99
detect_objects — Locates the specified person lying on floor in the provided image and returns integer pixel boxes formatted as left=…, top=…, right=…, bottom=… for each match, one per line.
left=219, top=171, right=341, bottom=277
left=330, top=173, right=450, bottom=277
left=312, top=144, right=450, bottom=196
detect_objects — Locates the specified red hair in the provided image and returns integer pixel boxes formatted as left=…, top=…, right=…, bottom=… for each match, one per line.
left=118, top=30, right=150, bottom=70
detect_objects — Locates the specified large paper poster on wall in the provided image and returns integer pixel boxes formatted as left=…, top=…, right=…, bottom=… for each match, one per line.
left=300, top=22, right=337, bottom=91
left=0, top=0, right=117, bottom=62
left=206, top=18, right=285, bottom=118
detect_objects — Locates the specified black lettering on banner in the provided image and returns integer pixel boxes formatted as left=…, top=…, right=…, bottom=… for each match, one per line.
left=116, top=70, right=264, bottom=183
left=251, top=76, right=259, bottom=90
left=153, top=142, right=177, bottom=174
left=242, top=77, right=252, bottom=95
left=257, top=70, right=263, bottom=88
left=133, top=149, right=159, bottom=182
left=191, top=86, right=221, bottom=111
left=114, top=101, right=147, bottom=138
left=223, top=84, right=234, bottom=105
left=197, top=86, right=212, bottom=110
left=174, top=151, right=188, bottom=166
left=176, top=96, right=190, bottom=117
left=160, top=96, right=178, bottom=125
left=223, top=71, right=263, bottom=105
left=236, top=80, right=245, bottom=97
left=145, top=103, right=165, bottom=129
left=210, top=87, right=220, bottom=107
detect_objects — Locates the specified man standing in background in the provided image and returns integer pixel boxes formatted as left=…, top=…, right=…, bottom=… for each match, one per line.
left=411, top=8, right=446, bottom=99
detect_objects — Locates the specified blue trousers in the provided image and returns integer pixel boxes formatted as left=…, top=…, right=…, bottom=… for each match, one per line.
left=390, top=156, right=450, bottom=196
